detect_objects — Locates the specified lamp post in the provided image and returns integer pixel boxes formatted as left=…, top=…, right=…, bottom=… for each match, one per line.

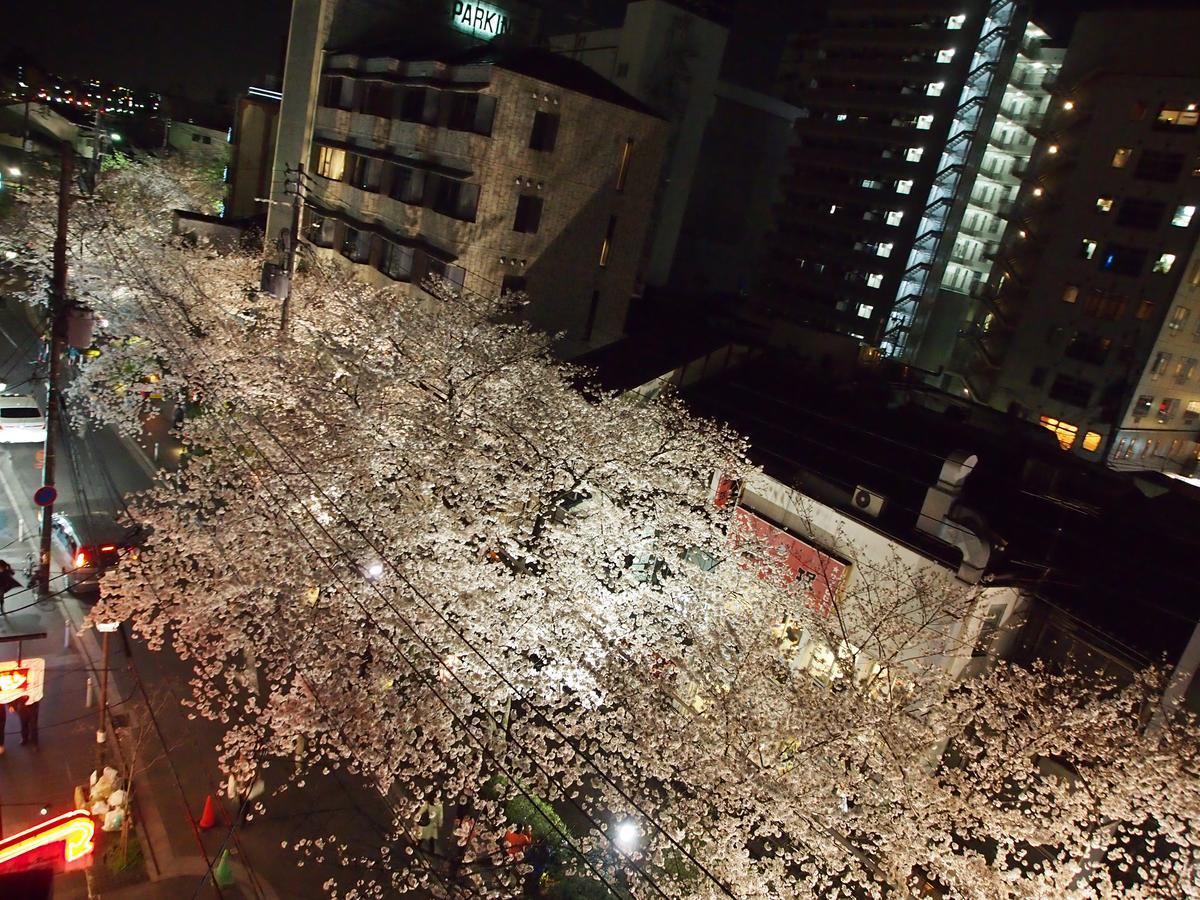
left=95, top=621, right=119, bottom=771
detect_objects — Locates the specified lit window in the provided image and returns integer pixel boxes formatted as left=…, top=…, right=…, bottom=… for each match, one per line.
left=1095, top=196, right=1113, bottom=213
left=866, top=273, right=883, bottom=288
left=1158, top=398, right=1180, bottom=422
left=1168, top=306, right=1191, bottom=332
left=315, top=145, right=346, bottom=181
left=1153, top=253, right=1177, bottom=273
left=829, top=204, right=839, bottom=215
left=1062, top=285, right=1079, bottom=303
left=1081, top=431, right=1102, bottom=452
left=876, top=242, right=893, bottom=257
left=836, top=113, right=848, bottom=122
left=886, top=210, right=904, bottom=226
left=916, top=114, right=935, bottom=130
left=937, top=48, right=956, bottom=63
left=1039, top=416, right=1079, bottom=450
left=1081, top=239, right=1097, bottom=260
left=862, top=178, right=881, bottom=189
left=946, top=14, right=966, bottom=29
left=1111, top=147, right=1133, bottom=168
left=926, top=82, right=945, bottom=97
left=896, top=179, right=913, bottom=194
left=857, top=303, right=874, bottom=318
left=1172, top=205, right=1195, bottom=227
left=1185, top=400, right=1200, bottom=423
left=598, top=215, right=616, bottom=267
left=905, top=147, right=924, bottom=162
left=1157, top=106, right=1200, bottom=128
left=615, top=139, right=633, bottom=192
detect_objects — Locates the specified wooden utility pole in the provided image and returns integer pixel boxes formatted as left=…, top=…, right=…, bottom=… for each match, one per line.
left=37, top=143, right=71, bottom=598
left=281, top=162, right=304, bottom=335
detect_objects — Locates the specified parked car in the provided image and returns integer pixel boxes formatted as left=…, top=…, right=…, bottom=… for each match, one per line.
left=0, top=394, right=46, bottom=443
left=50, top=511, right=141, bottom=596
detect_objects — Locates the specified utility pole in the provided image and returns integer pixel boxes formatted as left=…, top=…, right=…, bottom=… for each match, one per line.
left=95, top=622, right=119, bottom=770
left=37, top=144, right=72, bottom=598
left=280, top=162, right=304, bottom=335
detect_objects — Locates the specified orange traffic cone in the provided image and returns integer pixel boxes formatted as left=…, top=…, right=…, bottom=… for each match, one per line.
left=198, top=794, right=217, bottom=829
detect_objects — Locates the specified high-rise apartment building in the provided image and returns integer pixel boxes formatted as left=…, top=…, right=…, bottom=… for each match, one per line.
left=960, top=10, right=1200, bottom=473
left=267, top=0, right=667, bottom=354
left=765, top=1, right=1056, bottom=363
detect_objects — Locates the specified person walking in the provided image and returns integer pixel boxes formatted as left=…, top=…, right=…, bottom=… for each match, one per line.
left=11, top=696, right=37, bottom=746
left=417, top=801, right=443, bottom=856
left=0, top=559, right=20, bottom=614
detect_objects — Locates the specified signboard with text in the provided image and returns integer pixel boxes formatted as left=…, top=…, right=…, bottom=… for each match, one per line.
left=451, top=1, right=510, bottom=39
left=0, top=810, right=96, bottom=877
left=0, top=658, right=44, bottom=704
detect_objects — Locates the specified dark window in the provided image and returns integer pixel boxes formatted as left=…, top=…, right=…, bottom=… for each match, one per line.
left=500, top=275, right=527, bottom=296
left=1064, top=332, right=1113, bottom=365
left=321, top=75, right=352, bottom=110
left=307, top=212, right=332, bottom=246
left=1099, top=244, right=1147, bottom=276
left=399, top=88, right=431, bottom=123
left=191, top=133, right=201, bottom=143
left=349, top=155, right=379, bottom=192
left=1029, top=366, right=1048, bottom=387
left=427, top=176, right=480, bottom=222
left=388, top=165, right=420, bottom=204
left=382, top=242, right=414, bottom=281
left=1116, top=198, right=1165, bottom=230
left=363, top=82, right=394, bottom=118
left=1133, top=394, right=1153, bottom=417
left=513, top=195, right=543, bottom=233
left=1048, top=374, right=1095, bottom=407
left=1134, top=150, right=1185, bottom=182
left=202, top=135, right=212, bottom=145
left=444, top=92, right=497, bottom=135
left=529, top=112, right=560, bottom=152
left=340, top=227, right=369, bottom=263
left=582, top=290, right=601, bottom=342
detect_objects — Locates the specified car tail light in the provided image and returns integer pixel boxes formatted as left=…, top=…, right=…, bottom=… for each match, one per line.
left=74, top=551, right=88, bottom=568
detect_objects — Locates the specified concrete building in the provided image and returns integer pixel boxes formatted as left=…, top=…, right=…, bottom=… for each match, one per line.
left=227, top=88, right=282, bottom=221
left=167, top=119, right=230, bottom=160
left=549, top=0, right=802, bottom=297
left=764, top=0, right=1059, bottom=363
left=267, top=0, right=665, bottom=353
left=959, top=10, right=1200, bottom=473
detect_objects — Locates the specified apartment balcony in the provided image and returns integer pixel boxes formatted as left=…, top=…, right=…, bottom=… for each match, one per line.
left=796, top=86, right=939, bottom=116
left=811, top=56, right=944, bottom=82
left=987, top=130, right=1035, bottom=155
left=792, top=116, right=922, bottom=146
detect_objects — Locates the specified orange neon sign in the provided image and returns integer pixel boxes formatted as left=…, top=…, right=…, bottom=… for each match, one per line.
left=0, top=810, right=95, bottom=870
left=0, top=669, right=28, bottom=694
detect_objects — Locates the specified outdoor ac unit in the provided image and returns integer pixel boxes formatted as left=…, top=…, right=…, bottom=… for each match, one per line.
left=852, top=486, right=886, bottom=517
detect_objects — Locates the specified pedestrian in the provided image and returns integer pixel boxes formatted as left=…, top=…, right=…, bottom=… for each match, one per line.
left=0, top=560, right=20, bottom=615
left=11, top=696, right=37, bottom=746
left=504, top=822, right=532, bottom=859
left=417, top=801, right=443, bottom=856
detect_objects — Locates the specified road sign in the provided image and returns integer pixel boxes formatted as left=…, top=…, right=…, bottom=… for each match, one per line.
left=33, top=485, right=57, bottom=507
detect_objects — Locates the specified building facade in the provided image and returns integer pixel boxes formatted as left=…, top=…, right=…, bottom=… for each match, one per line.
left=960, top=10, right=1200, bottom=472
left=549, top=0, right=802, bottom=298
left=226, top=89, right=282, bottom=221
left=268, top=0, right=665, bottom=353
left=764, top=0, right=1056, bottom=361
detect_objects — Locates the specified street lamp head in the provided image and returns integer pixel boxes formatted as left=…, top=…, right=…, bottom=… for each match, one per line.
left=110, top=133, right=121, bottom=142
left=614, top=821, right=638, bottom=852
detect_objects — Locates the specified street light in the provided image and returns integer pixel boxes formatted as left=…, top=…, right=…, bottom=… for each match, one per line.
left=109, top=133, right=121, bottom=142
left=614, top=820, right=639, bottom=853
left=7, top=167, right=19, bottom=177
left=365, top=561, right=384, bottom=581
left=96, top=621, right=120, bottom=771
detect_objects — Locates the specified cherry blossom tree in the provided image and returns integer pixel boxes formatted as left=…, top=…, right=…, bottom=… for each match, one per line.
left=6, top=157, right=1199, bottom=898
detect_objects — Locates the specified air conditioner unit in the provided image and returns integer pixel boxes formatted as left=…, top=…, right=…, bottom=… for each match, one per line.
left=852, top=486, right=886, bottom=517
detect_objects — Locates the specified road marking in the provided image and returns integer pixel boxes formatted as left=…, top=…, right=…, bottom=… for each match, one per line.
left=0, top=449, right=36, bottom=545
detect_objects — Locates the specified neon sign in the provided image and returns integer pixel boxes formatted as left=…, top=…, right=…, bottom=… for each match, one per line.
left=0, top=810, right=96, bottom=873
left=0, top=658, right=43, bottom=704
left=451, top=1, right=509, bottom=39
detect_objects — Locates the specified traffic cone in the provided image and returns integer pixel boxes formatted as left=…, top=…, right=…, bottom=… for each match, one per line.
left=198, top=794, right=217, bottom=829
left=213, top=849, right=235, bottom=888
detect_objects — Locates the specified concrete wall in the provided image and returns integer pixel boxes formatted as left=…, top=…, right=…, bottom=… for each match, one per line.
left=167, top=121, right=230, bottom=161
left=228, top=97, right=280, bottom=221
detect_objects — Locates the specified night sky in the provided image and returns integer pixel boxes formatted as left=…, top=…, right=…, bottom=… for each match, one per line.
left=2, top=0, right=1187, bottom=105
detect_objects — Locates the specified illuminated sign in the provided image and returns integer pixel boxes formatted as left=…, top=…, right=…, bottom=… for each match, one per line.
left=0, top=658, right=44, bottom=704
left=451, top=1, right=509, bottom=39
left=0, top=810, right=96, bottom=874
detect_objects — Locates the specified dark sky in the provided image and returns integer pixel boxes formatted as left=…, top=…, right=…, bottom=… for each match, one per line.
left=1, top=0, right=292, bottom=102
left=4, top=0, right=1187, bottom=104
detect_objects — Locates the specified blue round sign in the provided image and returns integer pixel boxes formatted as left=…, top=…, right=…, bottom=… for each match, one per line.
left=33, top=486, right=57, bottom=507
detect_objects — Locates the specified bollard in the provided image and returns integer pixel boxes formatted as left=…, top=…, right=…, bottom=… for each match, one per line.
left=153, top=442, right=160, bottom=462
left=64, top=620, right=71, bottom=650
left=85, top=676, right=94, bottom=708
